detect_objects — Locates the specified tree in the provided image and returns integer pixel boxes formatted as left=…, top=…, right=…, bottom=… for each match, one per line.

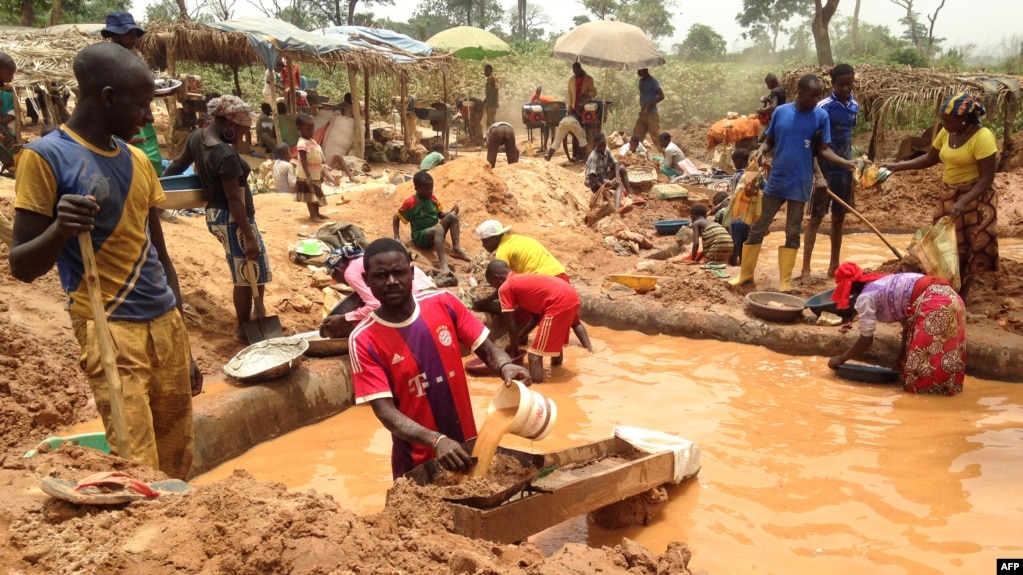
left=888, top=0, right=946, bottom=57
left=736, top=0, right=811, bottom=53
left=56, top=0, right=129, bottom=24
left=578, top=0, right=675, bottom=40
left=675, top=23, right=727, bottom=61
left=144, top=0, right=210, bottom=22
left=248, top=0, right=329, bottom=28
left=507, top=1, right=549, bottom=42
left=829, top=16, right=902, bottom=59
left=572, top=14, right=590, bottom=27
left=401, top=0, right=502, bottom=39
left=0, top=0, right=51, bottom=26
left=810, top=0, right=840, bottom=66
left=617, top=0, right=674, bottom=40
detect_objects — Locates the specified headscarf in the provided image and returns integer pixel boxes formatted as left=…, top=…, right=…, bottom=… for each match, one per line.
left=207, top=95, right=253, bottom=128
left=941, top=92, right=985, bottom=125
left=831, top=262, right=888, bottom=310
left=324, top=242, right=365, bottom=271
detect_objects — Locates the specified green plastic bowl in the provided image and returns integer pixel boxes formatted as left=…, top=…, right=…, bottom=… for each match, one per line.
left=23, top=432, right=109, bottom=458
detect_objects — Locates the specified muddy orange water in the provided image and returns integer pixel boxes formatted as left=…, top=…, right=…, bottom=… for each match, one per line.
left=471, top=403, right=516, bottom=478
left=194, top=324, right=1023, bottom=575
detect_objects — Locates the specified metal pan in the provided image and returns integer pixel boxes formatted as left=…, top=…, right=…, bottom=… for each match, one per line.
left=835, top=363, right=901, bottom=384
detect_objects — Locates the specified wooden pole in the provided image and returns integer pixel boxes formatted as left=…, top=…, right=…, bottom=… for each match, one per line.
left=363, top=71, right=371, bottom=141
left=400, top=78, right=414, bottom=159
left=823, top=187, right=904, bottom=259
left=442, top=71, right=450, bottom=158
left=77, top=232, right=133, bottom=460
left=347, top=65, right=365, bottom=159
left=165, top=31, right=179, bottom=162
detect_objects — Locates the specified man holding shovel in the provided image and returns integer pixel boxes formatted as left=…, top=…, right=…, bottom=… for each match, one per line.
left=9, top=43, right=202, bottom=480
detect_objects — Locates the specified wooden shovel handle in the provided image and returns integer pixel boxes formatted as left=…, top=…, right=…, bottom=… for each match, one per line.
left=77, top=231, right=133, bottom=460
left=821, top=187, right=904, bottom=260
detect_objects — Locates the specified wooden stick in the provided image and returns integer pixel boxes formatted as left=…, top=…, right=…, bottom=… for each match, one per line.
left=821, top=187, right=904, bottom=260
left=77, top=232, right=133, bottom=460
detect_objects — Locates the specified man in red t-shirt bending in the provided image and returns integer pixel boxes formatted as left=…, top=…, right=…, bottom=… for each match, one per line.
left=350, top=238, right=530, bottom=479
left=485, top=260, right=582, bottom=383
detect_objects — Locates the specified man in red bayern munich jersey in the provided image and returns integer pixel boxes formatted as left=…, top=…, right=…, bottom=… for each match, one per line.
left=349, top=238, right=531, bottom=479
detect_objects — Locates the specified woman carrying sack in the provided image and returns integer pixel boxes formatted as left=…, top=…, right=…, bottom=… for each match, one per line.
left=882, top=92, right=998, bottom=296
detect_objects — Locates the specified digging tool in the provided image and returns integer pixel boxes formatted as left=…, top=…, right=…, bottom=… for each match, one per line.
left=77, top=231, right=132, bottom=460
left=822, top=188, right=904, bottom=260
left=241, top=260, right=283, bottom=343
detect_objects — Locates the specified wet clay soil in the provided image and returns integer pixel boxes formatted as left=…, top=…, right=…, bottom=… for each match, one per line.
left=194, top=326, right=1023, bottom=575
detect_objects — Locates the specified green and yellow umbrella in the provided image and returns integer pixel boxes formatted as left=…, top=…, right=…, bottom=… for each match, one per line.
left=426, top=26, right=512, bottom=60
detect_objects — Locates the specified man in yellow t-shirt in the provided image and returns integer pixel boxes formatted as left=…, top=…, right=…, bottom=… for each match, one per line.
left=9, top=43, right=201, bottom=480
left=474, top=220, right=593, bottom=353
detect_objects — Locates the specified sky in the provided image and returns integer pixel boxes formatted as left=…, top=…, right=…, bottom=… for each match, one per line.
left=133, top=0, right=1023, bottom=58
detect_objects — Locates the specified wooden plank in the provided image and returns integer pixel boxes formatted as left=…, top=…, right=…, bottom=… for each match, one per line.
left=448, top=438, right=675, bottom=543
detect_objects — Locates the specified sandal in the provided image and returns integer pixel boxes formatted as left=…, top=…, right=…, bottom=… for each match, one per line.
left=41, top=471, right=193, bottom=505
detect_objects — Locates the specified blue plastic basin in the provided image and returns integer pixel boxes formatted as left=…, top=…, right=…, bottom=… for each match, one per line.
left=653, top=219, right=691, bottom=235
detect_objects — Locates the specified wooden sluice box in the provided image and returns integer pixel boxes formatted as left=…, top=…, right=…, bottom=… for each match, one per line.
left=405, top=437, right=675, bottom=543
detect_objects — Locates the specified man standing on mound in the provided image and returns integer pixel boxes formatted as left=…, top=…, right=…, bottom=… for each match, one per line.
left=485, top=260, right=582, bottom=383
left=10, top=43, right=202, bottom=480
left=350, top=239, right=529, bottom=479
left=393, top=170, right=470, bottom=277
left=729, top=74, right=857, bottom=292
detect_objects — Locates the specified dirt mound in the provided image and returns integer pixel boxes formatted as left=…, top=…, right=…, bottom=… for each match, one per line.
left=2, top=448, right=695, bottom=575
left=494, top=159, right=592, bottom=224
left=642, top=261, right=743, bottom=308
left=668, top=121, right=715, bottom=162
left=1000, top=132, right=1023, bottom=173
left=0, top=198, right=94, bottom=453
left=394, top=156, right=512, bottom=219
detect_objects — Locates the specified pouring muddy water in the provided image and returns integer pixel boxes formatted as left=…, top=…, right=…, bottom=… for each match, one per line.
left=470, top=381, right=557, bottom=478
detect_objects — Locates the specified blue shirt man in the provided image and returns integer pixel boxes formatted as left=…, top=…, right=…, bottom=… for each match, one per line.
left=633, top=68, right=665, bottom=152
left=762, top=103, right=831, bottom=203
left=803, top=63, right=859, bottom=281
left=729, top=74, right=856, bottom=293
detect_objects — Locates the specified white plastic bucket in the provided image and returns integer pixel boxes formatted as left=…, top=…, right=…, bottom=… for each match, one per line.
left=488, top=381, right=557, bottom=440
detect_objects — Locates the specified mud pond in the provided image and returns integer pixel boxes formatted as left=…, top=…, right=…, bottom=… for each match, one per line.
left=189, top=325, right=1023, bottom=575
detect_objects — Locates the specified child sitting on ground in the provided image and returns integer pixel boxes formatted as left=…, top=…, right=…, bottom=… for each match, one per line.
left=690, top=203, right=734, bottom=264
left=709, top=191, right=731, bottom=224
left=420, top=142, right=446, bottom=170
left=294, top=112, right=334, bottom=221
left=721, top=148, right=762, bottom=266
left=272, top=142, right=296, bottom=194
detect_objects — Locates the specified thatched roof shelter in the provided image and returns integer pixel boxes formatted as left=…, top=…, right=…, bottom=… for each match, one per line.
left=0, top=25, right=98, bottom=88
left=783, top=65, right=1021, bottom=168
left=135, top=18, right=453, bottom=160
left=137, top=19, right=452, bottom=79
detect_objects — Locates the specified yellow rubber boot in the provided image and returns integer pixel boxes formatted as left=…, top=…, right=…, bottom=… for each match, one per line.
left=728, top=243, right=762, bottom=287
left=778, top=247, right=798, bottom=293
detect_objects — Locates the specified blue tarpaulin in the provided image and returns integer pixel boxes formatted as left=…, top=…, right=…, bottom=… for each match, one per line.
left=207, top=18, right=362, bottom=71
left=312, top=26, right=436, bottom=65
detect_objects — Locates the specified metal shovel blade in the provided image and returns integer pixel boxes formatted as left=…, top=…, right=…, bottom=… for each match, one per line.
left=242, top=261, right=283, bottom=343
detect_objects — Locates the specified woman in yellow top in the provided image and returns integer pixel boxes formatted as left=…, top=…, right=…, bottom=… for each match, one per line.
left=882, top=92, right=998, bottom=295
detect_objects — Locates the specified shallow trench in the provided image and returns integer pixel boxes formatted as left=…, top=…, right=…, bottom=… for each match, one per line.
left=188, top=326, right=1023, bottom=575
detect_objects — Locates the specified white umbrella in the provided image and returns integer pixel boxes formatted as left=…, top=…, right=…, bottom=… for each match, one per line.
left=552, top=20, right=665, bottom=70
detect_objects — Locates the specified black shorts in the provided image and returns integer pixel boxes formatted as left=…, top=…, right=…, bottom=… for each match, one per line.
left=810, top=169, right=854, bottom=218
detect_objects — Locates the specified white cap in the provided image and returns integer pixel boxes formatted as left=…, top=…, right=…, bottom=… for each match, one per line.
left=476, top=220, right=511, bottom=240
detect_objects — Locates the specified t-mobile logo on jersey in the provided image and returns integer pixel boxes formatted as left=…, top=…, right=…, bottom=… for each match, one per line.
left=408, top=373, right=430, bottom=397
